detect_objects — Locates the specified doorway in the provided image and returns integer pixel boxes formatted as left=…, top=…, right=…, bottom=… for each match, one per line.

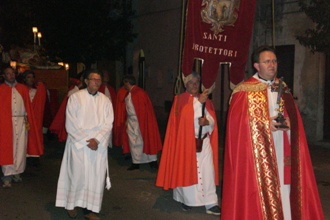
left=275, top=45, right=295, bottom=93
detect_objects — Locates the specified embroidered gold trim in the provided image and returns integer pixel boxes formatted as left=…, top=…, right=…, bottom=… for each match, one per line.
left=233, top=81, right=268, bottom=94
left=248, top=89, right=283, bottom=220
left=229, top=81, right=268, bottom=104
left=291, top=135, right=303, bottom=218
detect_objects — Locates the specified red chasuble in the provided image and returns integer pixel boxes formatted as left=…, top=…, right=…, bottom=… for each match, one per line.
left=221, top=77, right=324, bottom=220
left=0, top=83, right=43, bottom=165
left=156, top=92, right=219, bottom=190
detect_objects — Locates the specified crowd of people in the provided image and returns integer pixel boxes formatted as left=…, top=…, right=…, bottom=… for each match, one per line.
left=0, top=45, right=325, bottom=220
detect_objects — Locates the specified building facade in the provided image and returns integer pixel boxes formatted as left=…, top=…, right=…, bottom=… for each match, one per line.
left=126, top=0, right=327, bottom=143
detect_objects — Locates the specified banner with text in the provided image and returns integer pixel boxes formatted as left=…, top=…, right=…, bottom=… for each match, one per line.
left=181, top=0, right=256, bottom=88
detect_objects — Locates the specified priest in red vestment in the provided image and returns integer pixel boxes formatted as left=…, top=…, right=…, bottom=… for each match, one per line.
left=221, top=45, right=324, bottom=219
left=156, top=72, right=220, bottom=216
left=0, top=66, right=43, bottom=188
left=49, top=77, right=83, bottom=142
left=120, top=75, right=162, bottom=170
left=22, top=70, right=47, bottom=167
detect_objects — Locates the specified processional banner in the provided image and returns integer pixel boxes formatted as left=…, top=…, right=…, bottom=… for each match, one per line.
left=181, top=0, right=256, bottom=89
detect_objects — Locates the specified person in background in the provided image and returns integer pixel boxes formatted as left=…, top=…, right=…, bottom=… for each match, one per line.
left=0, top=66, right=42, bottom=188
left=221, top=45, right=324, bottom=219
left=55, top=69, right=113, bottom=220
left=98, top=70, right=116, bottom=148
left=120, top=74, right=162, bottom=170
left=49, top=72, right=84, bottom=142
left=156, top=72, right=220, bottom=216
left=99, top=70, right=116, bottom=105
left=22, top=70, right=47, bottom=168
left=113, top=85, right=127, bottom=148
left=112, top=85, right=132, bottom=161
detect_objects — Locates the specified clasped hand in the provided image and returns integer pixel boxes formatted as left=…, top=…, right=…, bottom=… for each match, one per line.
left=86, top=138, right=98, bottom=151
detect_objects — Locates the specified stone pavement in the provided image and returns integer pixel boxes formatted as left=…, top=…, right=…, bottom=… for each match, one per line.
left=0, top=136, right=329, bottom=220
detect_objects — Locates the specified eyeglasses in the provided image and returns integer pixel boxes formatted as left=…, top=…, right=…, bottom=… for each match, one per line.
left=88, top=78, right=102, bottom=82
left=260, top=60, right=278, bottom=65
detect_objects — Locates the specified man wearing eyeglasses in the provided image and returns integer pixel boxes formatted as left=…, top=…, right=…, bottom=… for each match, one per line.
left=55, top=69, right=113, bottom=220
left=221, top=45, right=324, bottom=219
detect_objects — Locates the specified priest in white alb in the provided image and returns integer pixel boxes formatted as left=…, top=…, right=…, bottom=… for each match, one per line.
left=55, top=69, right=113, bottom=220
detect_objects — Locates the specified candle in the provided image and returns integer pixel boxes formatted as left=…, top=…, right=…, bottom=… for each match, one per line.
left=37, top=32, right=42, bottom=46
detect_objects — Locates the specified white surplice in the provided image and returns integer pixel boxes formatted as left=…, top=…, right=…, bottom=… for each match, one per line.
left=125, top=92, right=157, bottom=164
left=2, top=85, right=28, bottom=177
left=254, top=73, right=292, bottom=220
left=55, top=89, right=113, bottom=213
left=173, top=97, right=218, bottom=207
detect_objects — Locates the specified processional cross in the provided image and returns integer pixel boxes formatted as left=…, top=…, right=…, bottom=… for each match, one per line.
left=271, top=77, right=290, bottom=129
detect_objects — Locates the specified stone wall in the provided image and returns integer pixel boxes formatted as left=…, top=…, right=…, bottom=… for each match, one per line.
left=251, top=0, right=325, bottom=142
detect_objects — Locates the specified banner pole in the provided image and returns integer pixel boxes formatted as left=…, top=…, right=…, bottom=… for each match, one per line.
left=174, top=0, right=187, bottom=96
left=272, top=0, right=276, bottom=47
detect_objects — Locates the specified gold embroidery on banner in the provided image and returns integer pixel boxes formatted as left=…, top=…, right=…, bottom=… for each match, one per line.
left=201, top=0, right=240, bottom=34
left=247, top=90, right=283, bottom=220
